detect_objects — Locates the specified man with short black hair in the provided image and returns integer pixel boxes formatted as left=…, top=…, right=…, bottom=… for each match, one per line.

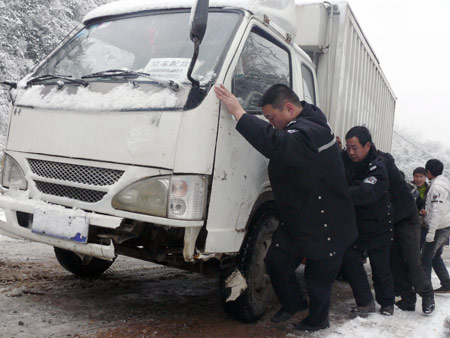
left=421, top=159, right=450, bottom=293
left=341, top=126, right=395, bottom=316
left=214, top=84, right=357, bottom=331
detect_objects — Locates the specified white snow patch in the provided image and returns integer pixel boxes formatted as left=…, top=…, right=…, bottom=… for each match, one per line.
left=0, top=209, right=6, bottom=241
left=17, top=73, right=34, bottom=89
left=15, top=84, right=183, bottom=111
left=82, top=0, right=297, bottom=39
left=198, top=70, right=216, bottom=84
left=323, top=294, right=450, bottom=338
left=314, top=267, right=450, bottom=338
left=189, top=0, right=200, bottom=28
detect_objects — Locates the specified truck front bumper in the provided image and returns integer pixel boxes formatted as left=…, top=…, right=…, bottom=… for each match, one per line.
left=0, top=195, right=121, bottom=260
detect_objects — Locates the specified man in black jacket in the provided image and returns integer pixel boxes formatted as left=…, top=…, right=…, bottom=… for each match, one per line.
left=341, top=126, right=395, bottom=316
left=214, top=84, right=357, bottom=332
left=377, top=152, right=435, bottom=313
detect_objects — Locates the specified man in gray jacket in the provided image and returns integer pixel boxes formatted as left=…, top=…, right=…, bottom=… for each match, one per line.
left=421, top=159, right=450, bottom=293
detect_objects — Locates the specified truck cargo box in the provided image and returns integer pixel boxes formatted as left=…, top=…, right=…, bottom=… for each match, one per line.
left=296, top=1, right=396, bottom=151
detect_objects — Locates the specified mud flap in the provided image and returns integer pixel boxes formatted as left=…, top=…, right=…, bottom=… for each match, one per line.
left=225, top=268, right=248, bottom=302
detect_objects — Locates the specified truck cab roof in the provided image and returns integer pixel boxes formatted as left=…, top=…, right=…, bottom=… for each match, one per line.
left=82, top=0, right=298, bottom=39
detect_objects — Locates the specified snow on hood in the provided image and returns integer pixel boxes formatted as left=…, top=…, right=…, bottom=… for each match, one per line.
left=83, top=0, right=297, bottom=39
left=15, top=84, right=183, bottom=111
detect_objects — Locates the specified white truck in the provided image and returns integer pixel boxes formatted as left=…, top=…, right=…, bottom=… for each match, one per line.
left=0, top=0, right=395, bottom=322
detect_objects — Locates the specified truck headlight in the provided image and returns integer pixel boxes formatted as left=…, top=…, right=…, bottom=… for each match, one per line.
left=112, top=176, right=170, bottom=217
left=168, top=175, right=208, bottom=220
left=1, top=154, right=28, bottom=190
left=112, top=175, right=208, bottom=220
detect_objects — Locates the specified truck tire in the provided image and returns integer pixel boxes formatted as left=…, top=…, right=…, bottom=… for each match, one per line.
left=220, top=209, right=280, bottom=322
left=54, top=247, right=114, bottom=278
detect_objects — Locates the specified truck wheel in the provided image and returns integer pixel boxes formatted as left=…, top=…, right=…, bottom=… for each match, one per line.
left=54, top=247, right=114, bottom=278
left=220, top=209, right=280, bottom=322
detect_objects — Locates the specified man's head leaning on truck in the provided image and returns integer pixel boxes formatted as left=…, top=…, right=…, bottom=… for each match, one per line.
left=259, top=84, right=303, bottom=130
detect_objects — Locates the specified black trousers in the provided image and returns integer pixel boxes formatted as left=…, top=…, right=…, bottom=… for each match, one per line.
left=265, top=244, right=343, bottom=326
left=390, top=213, right=433, bottom=302
left=341, top=243, right=395, bottom=307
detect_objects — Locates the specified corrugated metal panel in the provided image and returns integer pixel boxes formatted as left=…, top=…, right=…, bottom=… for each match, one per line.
left=297, top=2, right=396, bottom=152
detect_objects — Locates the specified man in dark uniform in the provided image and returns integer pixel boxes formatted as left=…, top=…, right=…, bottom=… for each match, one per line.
left=341, top=126, right=395, bottom=316
left=214, top=84, right=357, bottom=332
left=377, top=151, right=435, bottom=313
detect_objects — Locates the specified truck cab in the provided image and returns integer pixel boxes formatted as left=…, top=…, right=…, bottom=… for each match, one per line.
left=0, top=0, right=395, bottom=322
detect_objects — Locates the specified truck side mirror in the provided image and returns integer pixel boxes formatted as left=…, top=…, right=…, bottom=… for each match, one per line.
left=186, top=0, right=209, bottom=89
left=190, top=0, right=209, bottom=45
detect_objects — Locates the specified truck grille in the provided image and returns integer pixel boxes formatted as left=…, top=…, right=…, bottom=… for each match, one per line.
left=34, top=181, right=107, bottom=203
left=28, top=159, right=124, bottom=186
left=28, top=159, right=124, bottom=203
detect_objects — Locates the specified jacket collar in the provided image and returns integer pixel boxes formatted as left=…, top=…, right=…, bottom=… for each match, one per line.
left=298, top=101, right=328, bottom=127
left=286, top=120, right=297, bottom=128
left=284, top=101, right=328, bottom=129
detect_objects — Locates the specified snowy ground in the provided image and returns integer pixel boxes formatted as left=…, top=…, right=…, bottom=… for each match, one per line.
left=0, top=208, right=449, bottom=337
left=324, top=293, right=450, bottom=338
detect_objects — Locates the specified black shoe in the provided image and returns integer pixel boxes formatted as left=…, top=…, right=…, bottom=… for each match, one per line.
left=271, top=300, right=308, bottom=323
left=294, top=318, right=330, bottom=332
left=350, top=300, right=376, bottom=314
left=422, top=295, right=435, bottom=314
left=434, top=285, right=450, bottom=293
left=396, top=299, right=415, bottom=311
left=379, top=305, right=394, bottom=316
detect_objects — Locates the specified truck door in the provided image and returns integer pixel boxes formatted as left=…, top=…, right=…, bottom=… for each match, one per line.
left=204, top=23, right=293, bottom=253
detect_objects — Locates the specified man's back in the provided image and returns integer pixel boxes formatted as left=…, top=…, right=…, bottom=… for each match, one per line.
left=237, top=101, right=357, bottom=259
left=377, top=151, right=416, bottom=223
left=425, top=175, right=450, bottom=230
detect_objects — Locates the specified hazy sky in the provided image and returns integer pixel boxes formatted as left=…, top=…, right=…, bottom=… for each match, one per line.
left=346, top=0, right=450, bottom=147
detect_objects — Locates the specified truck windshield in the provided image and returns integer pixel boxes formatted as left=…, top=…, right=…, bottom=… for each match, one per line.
left=34, top=11, right=241, bottom=86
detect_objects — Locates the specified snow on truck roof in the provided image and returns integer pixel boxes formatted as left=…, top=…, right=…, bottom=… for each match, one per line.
left=83, top=0, right=298, bottom=38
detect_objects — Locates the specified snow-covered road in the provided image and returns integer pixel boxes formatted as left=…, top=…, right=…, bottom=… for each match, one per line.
left=0, top=212, right=449, bottom=337
left=325, top=293, right=450, bottom=338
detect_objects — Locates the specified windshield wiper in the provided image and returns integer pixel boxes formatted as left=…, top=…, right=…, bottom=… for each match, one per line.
left=27, top=74, right=89, bottom=87
left=81, top=69, right=180, bottom=91
left=0, top=81, right=17, bottom=89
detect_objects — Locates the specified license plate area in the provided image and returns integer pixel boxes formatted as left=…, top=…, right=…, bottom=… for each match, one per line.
left=32, top=209, right=88, bottom=243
